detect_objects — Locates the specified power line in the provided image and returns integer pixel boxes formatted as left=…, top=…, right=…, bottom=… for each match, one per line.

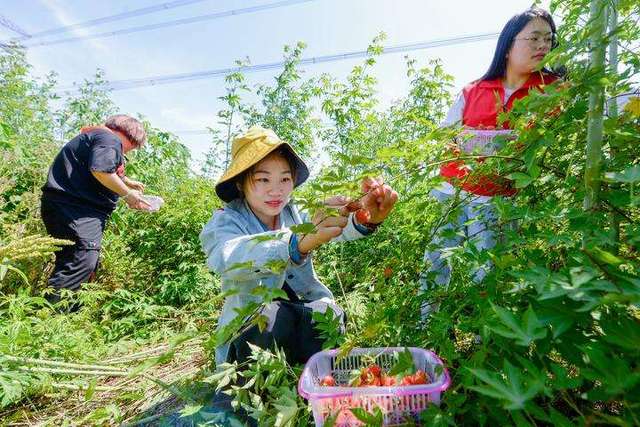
left=6, top=0, right=209, bottom=42
left=55, top=32, right=499, bottom=94
left=171, top=130, right=212, bottom=135
left=0, top=14, right=30, bottom=37
left=20, top=0, right=316, bottom=48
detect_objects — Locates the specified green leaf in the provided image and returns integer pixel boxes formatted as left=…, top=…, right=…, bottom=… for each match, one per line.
left=507, top=172, right=534, bottom=188
left=255, top=314, right=269, bottom=333
left=312, top=308, right=345, bottom=349
left=224, top=261, right=254, bottom=273
left=290, top=223, right=316, bottom=234
left=489, top=304, right=547, bottom=346
left=84, top=378, right=97, bottom=401
left=388, top=347, right=415, bottom=377
left=569, top=266, right=597, bottom=286
left=468, top=360, right=543, bottom=410
left=584, top=246, right=625, bottom=266
left=549, top=364, right=582, bottom=390
left=604, top=165, right=640, bottom=183
left=204, top=362, right=239, bottom=391
left=536, top=302, right=577, bottom=338
left=350, top=407, right=383, bottom=426
left=600, top=315, right=640, bottom=352
left=272, top=387, right=299, bottom=427
left=511, top=410, right=534, bottom=427
left=0, top=262, right=8, bottom=282
left=264, top=259, right=287, bottom=274
left=251, top=232, right=285, bottom=243
left=580, top=345, right=640, bottom=396
left=179, top=404, right=203, bottom=418
left=323, top=411, right=339, bottom=427
left=548, top=408, right=574, bottom=427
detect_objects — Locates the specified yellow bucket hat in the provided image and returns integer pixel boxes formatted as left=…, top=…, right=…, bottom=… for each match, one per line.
left=215, top=126, right=310, bottom=203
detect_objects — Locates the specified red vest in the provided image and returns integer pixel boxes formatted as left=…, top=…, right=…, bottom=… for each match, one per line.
left=440, top=72, right=558, bottom=196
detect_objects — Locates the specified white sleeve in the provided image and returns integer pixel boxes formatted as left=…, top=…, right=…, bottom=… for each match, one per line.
left=200, top=209, right=293, bottom=281
left=440, top=91, right=465, bottom=127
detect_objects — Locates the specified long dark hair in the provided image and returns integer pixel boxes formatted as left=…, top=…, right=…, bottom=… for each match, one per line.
left=481, top=7, right=558, bottom=81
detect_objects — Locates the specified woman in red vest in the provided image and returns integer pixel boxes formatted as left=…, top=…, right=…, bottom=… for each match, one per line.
left=421, top=7, right=561, bottom=320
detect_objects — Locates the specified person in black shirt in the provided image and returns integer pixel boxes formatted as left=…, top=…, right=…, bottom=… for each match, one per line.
left=41, top=114, right=150, bottom=307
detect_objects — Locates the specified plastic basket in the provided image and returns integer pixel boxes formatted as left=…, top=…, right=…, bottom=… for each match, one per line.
left=455, top=129, right=515, bottom=155
left=298, top=347, right=451, bottom=426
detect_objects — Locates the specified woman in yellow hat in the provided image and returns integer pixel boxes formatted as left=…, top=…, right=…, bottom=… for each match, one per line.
left=200, top=126, right=398, bottom=366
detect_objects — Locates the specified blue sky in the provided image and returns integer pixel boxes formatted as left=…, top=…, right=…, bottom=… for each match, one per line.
left=1, top=0, right=550, bottom=164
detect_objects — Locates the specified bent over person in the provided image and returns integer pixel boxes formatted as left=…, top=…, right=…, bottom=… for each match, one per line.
left=41, top=114, right=150, bottom=306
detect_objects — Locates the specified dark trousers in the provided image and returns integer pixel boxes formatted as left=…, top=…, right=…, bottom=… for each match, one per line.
left=226, top=299, right=325, bottom=365
left=40, top=198, right=107, bottom=304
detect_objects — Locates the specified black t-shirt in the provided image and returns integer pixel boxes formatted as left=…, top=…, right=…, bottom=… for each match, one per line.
left=42, top=129, right=125, bottom=215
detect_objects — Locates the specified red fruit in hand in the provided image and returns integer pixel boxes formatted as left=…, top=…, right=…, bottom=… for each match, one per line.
left=355, top=209, right=371, bottom=224
left=320, top=375, right=336, bottom=386
left=345, top=201, right=361, bottom=212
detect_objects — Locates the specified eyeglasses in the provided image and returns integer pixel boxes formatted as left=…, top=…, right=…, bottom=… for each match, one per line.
left=515, top=35, right=558, bottom=49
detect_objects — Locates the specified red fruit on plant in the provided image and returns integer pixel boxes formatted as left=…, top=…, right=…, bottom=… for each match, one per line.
left=355, top=209, right=371, bottom=224
left=383, top=267, right=393, bottom=278
left=320, top=375, right=336, bottom=386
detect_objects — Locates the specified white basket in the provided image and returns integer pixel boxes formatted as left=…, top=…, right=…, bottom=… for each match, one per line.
left=456, top=129, right=515, bottom=155
left=298, top=347, right=451, bottom=426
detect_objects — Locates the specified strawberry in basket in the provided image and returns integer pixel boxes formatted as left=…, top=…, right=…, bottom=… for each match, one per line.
left=300, top=347, right=451, bottom=426
left=400, top=369, right=429, bottom=385
left=319, top=375, right=336, bottom=386
left=349, top=363, right=383, bottom=387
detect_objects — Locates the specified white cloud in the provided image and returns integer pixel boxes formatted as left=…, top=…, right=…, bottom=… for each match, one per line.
left=160, top=106, right=215, bottom=130
left=39, top=0, right=110, bottom=53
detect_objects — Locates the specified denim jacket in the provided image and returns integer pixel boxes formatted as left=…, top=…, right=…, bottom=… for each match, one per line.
left=200, top=198, right=368, bottom=364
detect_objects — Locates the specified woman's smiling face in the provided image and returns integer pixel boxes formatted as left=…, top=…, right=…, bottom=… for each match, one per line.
left=242, top=153, right=294, bottom=226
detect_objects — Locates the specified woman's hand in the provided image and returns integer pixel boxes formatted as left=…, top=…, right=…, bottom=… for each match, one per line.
left=297, top=206, right=348, bottom=254
left=124, top=177, right=145, bottom=192
left=123, top=190, right=151, bottom=210
left=358, top=177, right=398, bottom=225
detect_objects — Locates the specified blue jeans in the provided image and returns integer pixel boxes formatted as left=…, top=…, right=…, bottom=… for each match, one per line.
left=420, top=189, right=497, bottom=320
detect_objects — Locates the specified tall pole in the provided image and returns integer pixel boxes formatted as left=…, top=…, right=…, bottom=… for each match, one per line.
left=582, top=0, right=608, bottom=248
left=607, top=0, right=621, bottom=253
